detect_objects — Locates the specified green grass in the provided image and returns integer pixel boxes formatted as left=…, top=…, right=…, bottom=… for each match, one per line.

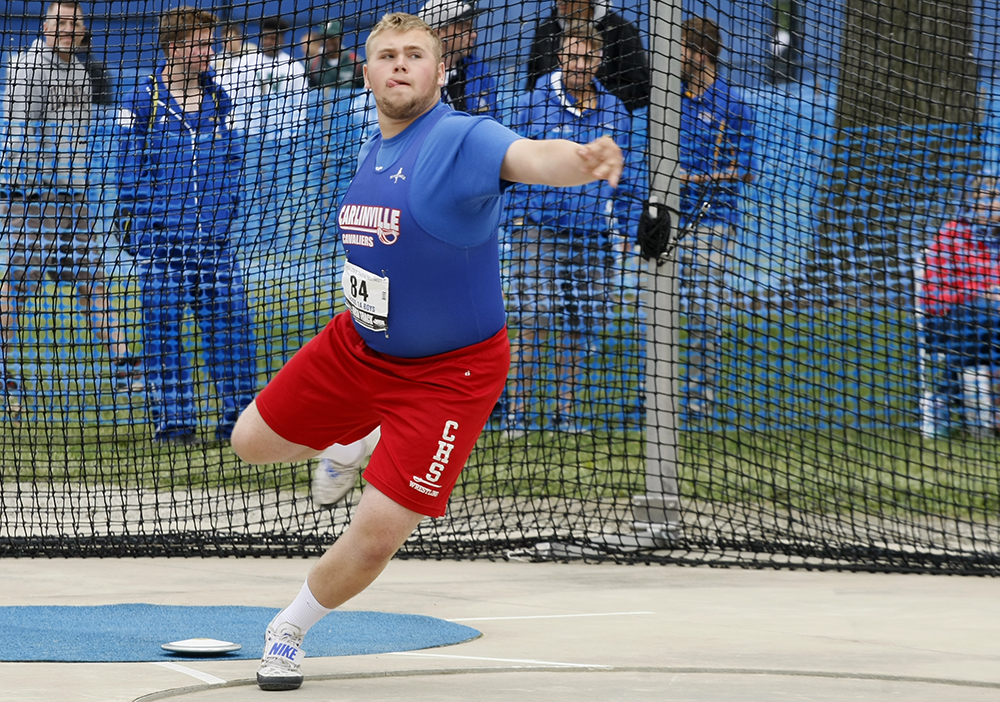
left=3, top=288, right=997, bottom=522
left=677, top=428, right=1000, bottom=517
left=0, top=421, right=311, bottom=493
left=712, top=306, right=920, bottom=429
left=461, top=425, right=1000, bottom=520
left=2, top=418, right=997, bottom=521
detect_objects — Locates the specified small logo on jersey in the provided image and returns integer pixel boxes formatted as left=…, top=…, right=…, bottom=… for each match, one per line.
left=410, top=420, right=459, bottom=498
left=390, top=167, right=406, bottom=183
left=339, top=204, right=401, bottom=246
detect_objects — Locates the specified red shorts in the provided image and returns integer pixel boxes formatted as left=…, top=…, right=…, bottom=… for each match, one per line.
left=255, top=311, right=510, bottom=517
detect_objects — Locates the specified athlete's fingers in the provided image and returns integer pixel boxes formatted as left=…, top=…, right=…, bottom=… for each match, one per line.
left=577, top=136, right=623, bottom=188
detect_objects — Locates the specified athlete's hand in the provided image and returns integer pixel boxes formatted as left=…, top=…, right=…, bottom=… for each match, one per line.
left=577, top=136, right=624, bottom=189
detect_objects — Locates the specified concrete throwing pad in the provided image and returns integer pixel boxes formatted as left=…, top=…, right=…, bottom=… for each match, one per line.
left=0, top=605, right=480, bottom=662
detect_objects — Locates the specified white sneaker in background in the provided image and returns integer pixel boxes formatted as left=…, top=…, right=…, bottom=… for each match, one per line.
left=312, top=457, right=360, bottom=508
left=311, top=427, right=381, bottom=508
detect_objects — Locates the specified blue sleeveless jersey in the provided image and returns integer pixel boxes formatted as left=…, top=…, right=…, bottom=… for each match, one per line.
left=338, top=105, right=517, bottom=358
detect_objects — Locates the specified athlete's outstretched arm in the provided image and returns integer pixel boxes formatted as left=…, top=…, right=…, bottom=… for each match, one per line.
left=500, top=135, right=624, bottom=189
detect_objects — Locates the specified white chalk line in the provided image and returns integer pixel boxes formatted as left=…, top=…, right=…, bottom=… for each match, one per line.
left=449, top=611, right=654, bottom=622
left=149, top=661, right=227, bottom=685
left=388, top=652, right=611, bottom=668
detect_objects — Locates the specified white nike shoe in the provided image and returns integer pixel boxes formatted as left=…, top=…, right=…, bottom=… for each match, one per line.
left=312, top=458, right=360, bottom=508
left=312, top=427, right=381, bottom=508
left=256, top=621, right=305, bottom=691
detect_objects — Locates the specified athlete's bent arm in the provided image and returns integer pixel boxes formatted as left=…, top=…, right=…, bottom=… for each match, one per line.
left=501, top=135, right=624, bottom=189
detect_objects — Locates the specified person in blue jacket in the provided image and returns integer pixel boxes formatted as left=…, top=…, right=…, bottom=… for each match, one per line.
left=115, top=6, right=257, bottom=445
left=418, top=0, right=497, bottom=118
left=505, top=24, right=639, bottom=430
left=678, top=16, right=754, bottom=422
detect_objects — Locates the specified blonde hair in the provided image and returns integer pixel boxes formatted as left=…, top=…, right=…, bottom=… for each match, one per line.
left=365, top=12, right=442, bottom=65
left=158, top=6, right=218, bottom=54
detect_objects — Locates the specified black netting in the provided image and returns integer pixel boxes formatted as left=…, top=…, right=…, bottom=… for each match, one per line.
left=0, top=0, right=998, bottom=573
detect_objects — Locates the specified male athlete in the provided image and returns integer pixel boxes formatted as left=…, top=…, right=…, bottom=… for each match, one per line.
left=230, top=12, right=623, bottom=691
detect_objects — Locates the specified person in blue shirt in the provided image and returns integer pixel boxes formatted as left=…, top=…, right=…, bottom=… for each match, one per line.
left=678, top=16, right=754, bottom=421
left=418, top=0, right=497, bottom=118
left=525, top=0, right=649, bottom=114
left=115, top=7, right=257, bottom=445
left=227, top=12, right=623, bottom=692
left=505, top=24, right=640, bottom=430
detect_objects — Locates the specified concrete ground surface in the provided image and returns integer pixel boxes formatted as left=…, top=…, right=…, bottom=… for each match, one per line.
left=2, top=558, right=999, bottom=701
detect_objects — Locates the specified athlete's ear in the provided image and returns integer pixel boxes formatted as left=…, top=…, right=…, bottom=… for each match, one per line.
left=436, top=60, right=445, bottom=88
left=362, top=64, right=370, bottom=90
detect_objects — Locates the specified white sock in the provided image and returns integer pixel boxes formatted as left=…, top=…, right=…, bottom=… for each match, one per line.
left=318, top=426, right=381, bottom=466
left=270, top=580, right=334, bottom=634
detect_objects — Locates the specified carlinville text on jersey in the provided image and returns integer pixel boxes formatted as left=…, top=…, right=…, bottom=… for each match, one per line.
left=338, top=204, right=402, bottom=235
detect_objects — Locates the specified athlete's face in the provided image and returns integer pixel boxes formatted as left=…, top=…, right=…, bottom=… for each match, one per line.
left=363, top=28, right=445, bottom=122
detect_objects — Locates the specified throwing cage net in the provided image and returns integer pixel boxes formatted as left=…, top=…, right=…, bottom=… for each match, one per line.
left=0, top=0, right=998, bottom=573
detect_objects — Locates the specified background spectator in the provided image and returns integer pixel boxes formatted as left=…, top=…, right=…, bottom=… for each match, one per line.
left=677, top=16, right=754, bottom=421
left=419, top=0, right=496, bottom=117
left=212, top=21, right=256, bottom=81
left=303, top=20, right=363, bottom=90
left=115, top=6, right=257, bottom=445
left=217, top=15, right=312, bottom=282
left=525, top=0, right=649, bottom=113
left=217, top=16, right=309, bottom=141
left=920, top=174, right=1000, bottom=438
left=301, top=28, right=325, bottom=78
left=0, top=0, right=138, bottom=394
left=505, top=25, right=639, bottom=431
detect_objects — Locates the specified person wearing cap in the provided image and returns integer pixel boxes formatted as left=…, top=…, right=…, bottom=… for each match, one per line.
left=303, top=20, right=363, bottom=90
left=418, top=0, right=497, bottom=117
left=525, top=0, right=649, bottom=114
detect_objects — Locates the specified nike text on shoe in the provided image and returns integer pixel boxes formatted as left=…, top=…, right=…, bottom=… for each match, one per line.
left=257, top=622, right=305, bottom=691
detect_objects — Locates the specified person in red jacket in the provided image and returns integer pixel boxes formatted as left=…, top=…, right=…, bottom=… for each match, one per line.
left=920, top=174, right=1000, bottom=437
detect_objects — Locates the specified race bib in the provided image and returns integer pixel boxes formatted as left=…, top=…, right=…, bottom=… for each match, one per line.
left=342, top=261, right=389, bottom=333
